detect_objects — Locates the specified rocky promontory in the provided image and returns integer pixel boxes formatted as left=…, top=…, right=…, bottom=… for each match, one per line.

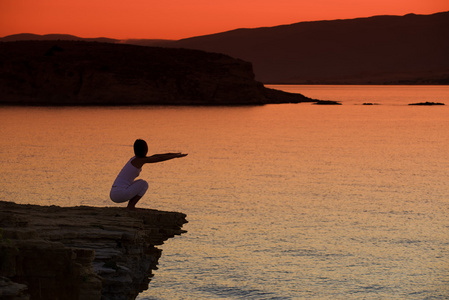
left=0, top=201, right=187, bottom=300
left=0, top=41, right=315, bottom=105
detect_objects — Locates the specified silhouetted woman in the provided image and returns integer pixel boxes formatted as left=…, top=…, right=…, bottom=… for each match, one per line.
left=110, top=139, right=187, bottom=209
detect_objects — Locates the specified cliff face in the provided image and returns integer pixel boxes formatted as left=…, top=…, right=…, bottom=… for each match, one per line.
left=0, top=201, right=187, bottom=300
left=0, top=41, right=313, bottom=105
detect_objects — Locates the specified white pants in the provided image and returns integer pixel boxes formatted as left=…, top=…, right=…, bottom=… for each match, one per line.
left=110, top=179, right=149, bottom=203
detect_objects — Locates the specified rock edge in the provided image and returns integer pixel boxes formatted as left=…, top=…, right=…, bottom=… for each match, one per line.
left=0, top=201, right=187, bottom=300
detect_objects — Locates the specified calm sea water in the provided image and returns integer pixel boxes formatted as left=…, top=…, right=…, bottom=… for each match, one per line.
left=0, top=85, right=448, bottom=299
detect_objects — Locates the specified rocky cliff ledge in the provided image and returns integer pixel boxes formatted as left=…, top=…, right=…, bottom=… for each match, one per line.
left=0, top=201, right=187, bottom=300
left=0, top=41, right=314, bottom=105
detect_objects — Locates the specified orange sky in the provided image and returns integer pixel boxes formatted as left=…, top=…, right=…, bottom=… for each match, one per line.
left=1, top=0, right=448, bottom=40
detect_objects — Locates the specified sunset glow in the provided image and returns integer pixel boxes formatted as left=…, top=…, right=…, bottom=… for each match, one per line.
left=1, top=0, right=449, bottom=40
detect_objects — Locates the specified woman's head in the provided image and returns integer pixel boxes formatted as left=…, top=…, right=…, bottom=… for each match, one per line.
left=134, top=139, right=148, bottom=157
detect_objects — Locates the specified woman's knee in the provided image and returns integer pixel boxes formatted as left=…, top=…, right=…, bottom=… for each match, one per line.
left=110, top=189, right=128, bottom=203
left=135, top=179, right=149, bottom=196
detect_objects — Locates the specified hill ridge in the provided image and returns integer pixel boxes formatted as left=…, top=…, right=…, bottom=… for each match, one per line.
left=2, top=11, right=449, bottom=84
left=164, top=11, right=449, bottom=84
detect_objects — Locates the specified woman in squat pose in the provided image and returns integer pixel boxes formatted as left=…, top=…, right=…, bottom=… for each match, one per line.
left=110, top=139, right=187, bottom=209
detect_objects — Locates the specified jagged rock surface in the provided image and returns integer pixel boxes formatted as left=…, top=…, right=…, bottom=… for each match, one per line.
left=0, top=41, right=314, bottom=105
left=0, top=201, right=187, bottom=300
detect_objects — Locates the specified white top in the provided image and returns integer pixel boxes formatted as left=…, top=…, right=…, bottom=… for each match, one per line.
left=112, top=157, right=141, bottom=188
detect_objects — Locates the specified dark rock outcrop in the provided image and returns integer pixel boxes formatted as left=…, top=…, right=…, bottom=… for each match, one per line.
left=313, top=100, right=342, bottom=105
left=0, top=41, right=314, bottom=105
left=0, top=201, right=187, bottom=300
left=408, top=101, right=445, bottom=105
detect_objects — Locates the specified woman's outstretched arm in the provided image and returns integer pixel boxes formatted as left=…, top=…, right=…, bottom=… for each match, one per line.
left=132, top=153, right=187, bottom=168
left=147, top=153, right=187, bottom=162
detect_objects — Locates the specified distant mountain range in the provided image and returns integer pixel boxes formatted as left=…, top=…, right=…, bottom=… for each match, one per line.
left=0, top=33, right=119, bottom=43
left=2, top=11, right=449, bottom=84
left=0, top=33, right=173, bottom=47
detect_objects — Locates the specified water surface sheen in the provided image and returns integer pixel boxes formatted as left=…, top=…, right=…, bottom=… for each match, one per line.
left=0, top=85, right=448, bottom=299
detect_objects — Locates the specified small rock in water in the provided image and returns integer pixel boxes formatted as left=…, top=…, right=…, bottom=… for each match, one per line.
left=408, top=101, right=445, bottom=106
left=313, top=100, right=342, bottom=105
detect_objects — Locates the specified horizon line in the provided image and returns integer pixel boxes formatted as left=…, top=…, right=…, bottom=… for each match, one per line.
left=1, top=10, right=447, bottom=41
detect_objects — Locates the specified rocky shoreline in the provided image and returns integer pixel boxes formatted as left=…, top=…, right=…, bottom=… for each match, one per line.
left=0, top=201, right=187, bottom=300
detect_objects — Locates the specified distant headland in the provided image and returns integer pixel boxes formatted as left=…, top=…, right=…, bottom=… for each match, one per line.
left=0, top=40, right=320, bottom=106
